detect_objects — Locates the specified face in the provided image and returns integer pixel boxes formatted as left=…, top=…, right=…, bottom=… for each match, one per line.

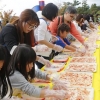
left=79, top=18, right=84, bottom=26
left=26, top=62, right=33, bottom=72
left=0, top=60, right=4, bottom=70
left=22, top=21, right=38, bottom=33
left=61, top=31, right=69, bottom=38
left=65, top=13, right=75, bottom=22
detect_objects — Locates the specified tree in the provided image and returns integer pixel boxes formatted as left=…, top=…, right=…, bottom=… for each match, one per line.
left=90, top=4, right=98, bottom=14
left=58, top=2, right=68, bottom=15
left=77, top=0, right=90, bottom=14
left=0, top=10, right=15, bottom=27
left=72, top=0, right=81, bottom=7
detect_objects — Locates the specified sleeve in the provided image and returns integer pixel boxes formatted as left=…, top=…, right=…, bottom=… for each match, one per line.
left=55, top=38, right=66, bottom=48
left=70, top=22, right=85, bottom=43
left=37, top=20, right=47, bottom=41
left=78, top=26, right=83, bottom=34
left=9, top=71, right=42, bottom=97
left=49, top=17, right=59, bottom=36
left=35, top=69, right=47, bottom=80
left=2, top=26, right=18, bottom=52
left=63, top=38, right=70, bottom=45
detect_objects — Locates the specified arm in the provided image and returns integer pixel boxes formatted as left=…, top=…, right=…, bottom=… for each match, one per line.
left=65, top=45, right=76, bottom=52
left=37, top=20, right=55, bottom=48
left=70, top=22, right=85, bottom=43
left=9, top=71, right=42, bottom=97
left=35, top=69, right=48, bottom=80
left=38, top=40, right=54, bottom=48
left=2, top=25, right=18, bottom=52
left=55, top=37, right=76, bottom=52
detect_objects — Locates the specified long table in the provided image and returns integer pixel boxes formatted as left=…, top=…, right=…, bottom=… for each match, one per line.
left=41, top=26, right=100, bottom=100
left=93, top=26, right=100, bottom=100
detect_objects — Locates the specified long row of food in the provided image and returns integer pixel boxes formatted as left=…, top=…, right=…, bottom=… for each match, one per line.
left=38, top=27, right=100, bottom=100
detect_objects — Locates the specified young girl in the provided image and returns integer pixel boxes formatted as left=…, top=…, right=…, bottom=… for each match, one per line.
left=9, top=44, right=68, bottom=99
left=55, top=23, right=86, bottom=53
left=0, top=44, right=13, bottom=99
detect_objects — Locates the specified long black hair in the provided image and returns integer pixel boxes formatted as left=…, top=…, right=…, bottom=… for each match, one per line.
left=0, top=44, right=12, bottom=98
left=8, top=44, right=36, bottom=80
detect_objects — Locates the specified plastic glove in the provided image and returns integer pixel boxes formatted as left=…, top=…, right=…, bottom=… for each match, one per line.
left=76, top=48, right=86, bottom=54
left=52, top=44, right=63, bottom=52
left=82, top=42, right=89, bottom=49
left=32, top=45, right=50, bottom=52
left=52, top=78, right=68, bottom=90
left=38, top=57, right=51, bottom=67
left=44, top=89, right=68, bottom=99
left=84, top=34, right=89, bottom=38
left=51, top=35, right=58, bottom=43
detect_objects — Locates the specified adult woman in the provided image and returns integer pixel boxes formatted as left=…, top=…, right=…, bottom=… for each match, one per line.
left=9, top=44, right=68, bottom=99
left=0, top=9, right=51, bottom=68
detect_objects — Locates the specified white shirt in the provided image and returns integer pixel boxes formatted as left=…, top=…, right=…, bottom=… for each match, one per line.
left=34, top=18, right=52, bottom=42
left=34, top=18, right=52, bottom=57
left=84, top=20, right=89, bottom=27
left=73, top=21, right=83, bottom=34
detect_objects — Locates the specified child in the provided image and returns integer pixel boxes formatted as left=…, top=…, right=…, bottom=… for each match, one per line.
left=0, top=44, right=13, bottom=99
left=55, top=23, right=86, bottom=53
left=9, top=44, right=69, bottom=99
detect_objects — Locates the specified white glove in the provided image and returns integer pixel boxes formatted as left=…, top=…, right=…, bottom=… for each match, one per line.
left=44, top=89, right=68, bottom=99
left=51, top=35, right=58, bottom=43
left=38, top=57, right=51, bottom=67
left=53, top=44, right=63, bottom=52
left=32, top=45, right=49, bottom=52
left=76, top=48, right=86, bottom=54
left=82, top=42, right=89, bottom=49
left=52, top=78, right=68, bottom=90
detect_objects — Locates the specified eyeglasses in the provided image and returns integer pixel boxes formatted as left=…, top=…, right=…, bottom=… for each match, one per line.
left=26, top=22, right=37, bottom=30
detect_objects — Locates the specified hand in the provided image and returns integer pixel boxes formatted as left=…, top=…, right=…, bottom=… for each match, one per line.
left=76, top=47, right=86, bottom=54
left=53, top=44, right=63, bottom=52
left=51, top=35, right=58, bottom=43
left=44, top=89, right=68, bottom=99
left=33, top=45, right=50, bottom=52
left=52, top=78, right=68, bottom=90
left=38, top=57, right=51, bottom=67
left=84, top=34, right=89, bottom=38
left=83, top=42, right=89, bottom=49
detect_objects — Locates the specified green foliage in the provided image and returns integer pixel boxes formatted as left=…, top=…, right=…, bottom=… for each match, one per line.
left=72, top=0, right=81, bottom=6
left=58, top=2, right=68, bottom=15
left=58, top=0, right=100, bottom=17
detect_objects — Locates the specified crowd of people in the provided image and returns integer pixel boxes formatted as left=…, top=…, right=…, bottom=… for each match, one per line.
left=0, top=2, right=98, bottom=100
